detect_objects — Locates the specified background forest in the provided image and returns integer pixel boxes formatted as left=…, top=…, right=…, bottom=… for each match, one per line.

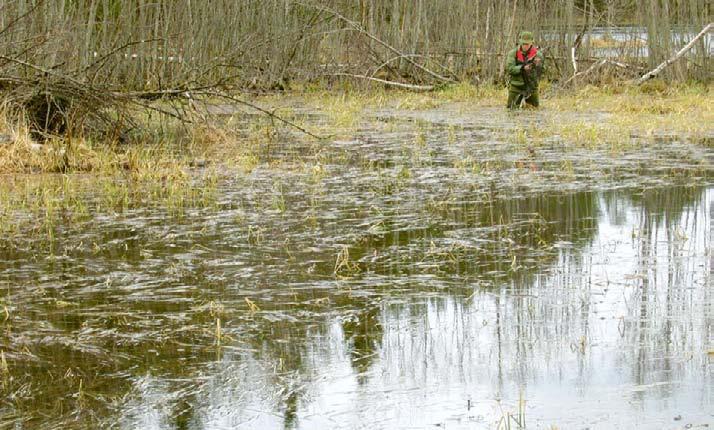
left=1, top=0, right=711, bottom=94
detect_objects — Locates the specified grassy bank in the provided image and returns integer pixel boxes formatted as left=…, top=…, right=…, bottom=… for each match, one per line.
left=276, top=80, right=713, bottom=144
left=1, top=81, right=711, bottom=175
left=0, top=80, right=710, bottom=246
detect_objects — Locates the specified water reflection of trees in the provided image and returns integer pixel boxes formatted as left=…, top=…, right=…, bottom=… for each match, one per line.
left=357, top=190, right=600, bottom=284
left=205, top=190, right=607, bottom=426
left=609, top=187, right=710, bottom=395
left=1, top=186, right=709, bottom=428
left=0, top=189, right=607, bottom=428
left=339, top=303, right=383, bottom=380
left=357, top=186, right=710, bottom=426
left=250, top=186, right=710, bottom=427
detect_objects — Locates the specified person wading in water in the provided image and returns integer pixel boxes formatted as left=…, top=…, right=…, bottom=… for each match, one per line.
left=505, top=31, right=545, bottom=109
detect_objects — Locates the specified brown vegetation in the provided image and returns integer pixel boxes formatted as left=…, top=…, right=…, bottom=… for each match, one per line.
left=0, top=0, right=711, bottom=143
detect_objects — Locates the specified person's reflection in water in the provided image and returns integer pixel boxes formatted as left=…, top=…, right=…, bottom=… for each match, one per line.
left=342, top=305, right=383, bottom=383
left=173, top=396, right=195, bottom=430
left=283, top=390, right=300, bottom=430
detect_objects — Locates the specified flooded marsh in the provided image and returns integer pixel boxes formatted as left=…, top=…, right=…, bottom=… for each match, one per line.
left=0, top=96, right=712, bottom=429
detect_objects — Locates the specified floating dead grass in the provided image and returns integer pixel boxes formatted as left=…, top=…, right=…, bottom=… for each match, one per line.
left=1, top=81, right=710, bottom=241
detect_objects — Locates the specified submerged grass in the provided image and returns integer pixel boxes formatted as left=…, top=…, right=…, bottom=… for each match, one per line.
left=2, top=81, right=708, bottom=175
left=0, top=168, right=219, bottom=243
left=0, top=81, right=710, bottom=242
left=261, top=81, right=711, bottom=146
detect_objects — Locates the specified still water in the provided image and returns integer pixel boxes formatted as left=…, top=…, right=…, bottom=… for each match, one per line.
left=0, top=106, right=712, bottom=429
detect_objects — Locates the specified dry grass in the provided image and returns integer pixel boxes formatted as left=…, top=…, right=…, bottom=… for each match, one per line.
left=259, top=81, right=710, bottom=148
left=2, top=81, right=709, bottom=177
left=548, top=82, right=713, bottom=145
left=258, top=82, right=504, bottom=134
left=0, top=108, right=229, bottom=240
left=0, top=81, right=709, bottom=232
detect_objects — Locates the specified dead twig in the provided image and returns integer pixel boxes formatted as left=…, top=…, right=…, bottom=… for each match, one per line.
left=0, top=0, right=46, bottom=39
left=370, top=54, right=459, bottom=81
left=1, top=49, right=323, bottom=141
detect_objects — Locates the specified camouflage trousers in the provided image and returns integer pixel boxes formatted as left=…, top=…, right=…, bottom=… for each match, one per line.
left=507, top=87, right=539, bottom=109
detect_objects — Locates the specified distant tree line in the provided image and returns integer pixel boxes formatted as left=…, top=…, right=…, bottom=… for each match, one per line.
left=0, top=0, right=711, bottom=92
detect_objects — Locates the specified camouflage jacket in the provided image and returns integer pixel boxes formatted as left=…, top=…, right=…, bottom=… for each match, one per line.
left=505, top=46, right=545, bottom=89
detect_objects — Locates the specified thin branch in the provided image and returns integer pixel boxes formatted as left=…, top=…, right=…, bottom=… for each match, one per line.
left=0, top=55, right=90, bottom=89
left=118, top=86, right=219, bottom=100
left=295, top=1, right=454, bottom=84
left=635, top=22, right=713, bottom=85
left=0, top=0, right=47, bottom=39
left=129, top=98, right=194, bottom=123
left=370, top=54, right=459, bottom=81
left=560, top=58, right=633, bottom=87
left=331, top=73, right=435, bottom=91
left=198, top=90, right=325, bottom=140
left=562, top=59, right=607, bottom=86
left=570, top=6, right=607, bottom=78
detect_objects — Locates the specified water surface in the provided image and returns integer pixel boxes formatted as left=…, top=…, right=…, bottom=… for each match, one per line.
left=0, top=105, right=712, bottom=429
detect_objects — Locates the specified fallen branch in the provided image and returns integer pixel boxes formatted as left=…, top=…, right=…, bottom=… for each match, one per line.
left=561, top=58, right=633, bottom=87
left=1, top=55, right=323, bottom=141
left=331, top=73, right=435, bottom=91
left=636, top=22, right=712, bottom=85
left=561, top=59, right=607, bottom=86
left=0, top=55, right=89, bottom=88
left=370, top=54, right=459, bottom=81
left=556, top=58, right=631, bottom=90
left=121, top=87, right=326, bottom=139
left=198, top=90, right=326, bottom=140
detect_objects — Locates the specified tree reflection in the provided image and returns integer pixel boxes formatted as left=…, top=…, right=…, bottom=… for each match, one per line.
left=0, top=186, right=709, bottom=428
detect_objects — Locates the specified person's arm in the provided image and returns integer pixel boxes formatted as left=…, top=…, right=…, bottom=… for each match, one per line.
left=505, top=50, right=521, bottom=76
